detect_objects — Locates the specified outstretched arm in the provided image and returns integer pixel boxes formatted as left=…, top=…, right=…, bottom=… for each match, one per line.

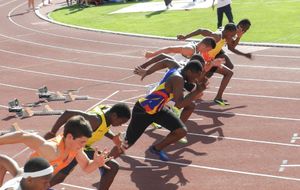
left=0, top=129, right=46, bottom=151
left=0, top=154, right=22, bottom=186
left=177, top=29, right=216, bottom=40
left=227, top=44, right=252, bottom=59
left=134, top=58, right=180, bottom=80
left=44, top=110, right=98, bottom=139
left=145, top=46, right=193, bottom=59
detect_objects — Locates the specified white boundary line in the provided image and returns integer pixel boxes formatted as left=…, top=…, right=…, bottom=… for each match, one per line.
left=125, top=155, right=300, bottom=182
left=1, top=81, right=300, bottom=122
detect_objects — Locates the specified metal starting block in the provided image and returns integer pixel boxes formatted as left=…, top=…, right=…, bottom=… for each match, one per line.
left=8, top=99, right=64, bottom=118
left=38, top=86, right=89, bottom=102
left=0, top=123, right=37, bottom=135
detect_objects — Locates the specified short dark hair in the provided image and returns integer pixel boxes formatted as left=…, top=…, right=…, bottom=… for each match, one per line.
left=24, top=157, right=51, bottom=173
left=224, top=23, right=237, bottom=32
left=182, top=60, right=203, bottom=73
left=190, top=54, right=205, bottom=67
left=63, top=115, right=92, bottom=139
left=201, top=37, right=216, bottom=49
left=109, top=103, right=131, bottom=119
left=238, top=19, right=251, bottom=27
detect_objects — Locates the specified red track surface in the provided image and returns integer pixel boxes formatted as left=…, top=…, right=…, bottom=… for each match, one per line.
left=0, top=1, right=300, bottom=189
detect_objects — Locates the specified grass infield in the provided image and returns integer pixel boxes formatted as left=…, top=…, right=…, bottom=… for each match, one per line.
left=49, top=0, right=300, bottom=44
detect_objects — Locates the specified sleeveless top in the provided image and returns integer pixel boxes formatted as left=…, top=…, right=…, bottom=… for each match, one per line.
left=31, top=135, right=77, bottom=174
left=202, top=37, right=226, bottom=61
left=182, top=41, right=198, bottom=59
left=85, top=105, right=110, bottom=150
left=0, top=176, right=22, bottom=190
left=139, top=68, right=177, bottom=115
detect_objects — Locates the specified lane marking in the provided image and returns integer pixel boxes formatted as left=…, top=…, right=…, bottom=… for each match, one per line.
left=126, top=155, right=300, bottom=182
left=290, top=133, right=299, bottom=143
left=158, top=129, right=300, bottom=148
left=279, top=160, right=288, bottom=172
left=1, top=81, right=300, bottom=122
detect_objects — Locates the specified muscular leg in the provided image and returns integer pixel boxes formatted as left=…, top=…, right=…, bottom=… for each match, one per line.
left=154, top=128, right=187, bottom=150
left=98, top=160, right=119, bottom=190
left=214, top=65, right=233, bottom=100
left=180, top=102, right=196, bottom=122
left=216, top=53, right=234, bottom=69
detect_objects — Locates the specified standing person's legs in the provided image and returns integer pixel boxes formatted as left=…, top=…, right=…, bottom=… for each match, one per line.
left=217, top=7, right=224, bottom=28
left=224, top=4, right=234, bottom=23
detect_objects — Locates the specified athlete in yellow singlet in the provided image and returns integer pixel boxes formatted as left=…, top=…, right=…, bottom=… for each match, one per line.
left=44, top=103, right=131, bottom=190
left=177, top=20, right=252, bottom=106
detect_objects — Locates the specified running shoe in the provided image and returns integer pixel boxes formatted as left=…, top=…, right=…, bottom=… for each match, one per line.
left=178, top=136, right=188, bottom=144
left=214, top=99, right=230, bottom=106
left=149, top=146, right=169, bottom=161
left=151, top=122, right=162, bottom=129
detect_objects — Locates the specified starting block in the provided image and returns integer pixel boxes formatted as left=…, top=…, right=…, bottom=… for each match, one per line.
left=8, top=99, right=64, bottom=118
left=38, top=86, right=89, bottom=102
left=0, top=123, right=36, bottom=135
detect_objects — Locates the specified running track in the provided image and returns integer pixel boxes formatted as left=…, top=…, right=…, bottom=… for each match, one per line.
left=0, top=0, right=300, bottom=189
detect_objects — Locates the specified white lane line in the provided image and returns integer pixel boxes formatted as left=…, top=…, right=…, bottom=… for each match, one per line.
left=195, top=109, right=300, bottom=122
left=205, top=91, right=300, bottom=101
left=158, top=129, right=300, bottom=148
left=1, top=65, right=300, bottom=102
left=1, top=81, right=300, bottom=122
left=8, top=2, right=159, bottom=49
left=214, top=75, right=300, bottom=85
left=255, top=54, right=300, bottom=59
left=0, top=65, right=144, bottom=88
left=6, top=3, right=300, bottom=62
left=279, top=160, right=288, bottom=172
left=290, top=133, right=299, bottom=143
left=0, top=0, right=19, bottom=7
left=126, top=155, right=300, bottom=182
left=2, top=48, right=300, bottom=82
left=60, top=183, right=94, bottom=190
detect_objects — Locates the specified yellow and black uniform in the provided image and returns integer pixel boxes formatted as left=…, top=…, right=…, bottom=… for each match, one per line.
left=202, top=37, right=227, bottom=77
left=125, top=68, right=186, bottom=146
left=59, top=105, right=110, bottom=175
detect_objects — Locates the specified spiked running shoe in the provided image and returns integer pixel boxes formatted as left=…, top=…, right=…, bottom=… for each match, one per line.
left=151, top=122, right=162, bottom=129
left=149, top=146, right=169, bottom=161
left=214, top=99, right=230, bottom=106
left=178, top=136, right=188, bottom=144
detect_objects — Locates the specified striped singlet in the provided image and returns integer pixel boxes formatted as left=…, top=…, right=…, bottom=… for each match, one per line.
left=139, top=68, right=178, bottom=115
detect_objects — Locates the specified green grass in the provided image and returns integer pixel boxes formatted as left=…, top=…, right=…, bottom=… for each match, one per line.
left=50, top=0, right=300, bottom=44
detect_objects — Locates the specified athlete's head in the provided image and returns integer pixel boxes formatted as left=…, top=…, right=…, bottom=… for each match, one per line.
left=223, top=23, right=237, bottom=39
left=237, top=19, right=251, bottom=33
left=197, top=37, right=216, bottom=53
left=22, top=157, right=53, bottom=190
left=182, top=60, right=203, bottom=83
left=109, top=103, right=131, bottom=126
left=63, top=115, right=92, bottom=150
